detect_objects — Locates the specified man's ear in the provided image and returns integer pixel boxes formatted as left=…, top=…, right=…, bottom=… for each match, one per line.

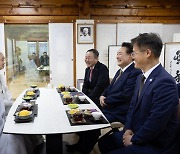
left=146, top=49, right=152, bottom=58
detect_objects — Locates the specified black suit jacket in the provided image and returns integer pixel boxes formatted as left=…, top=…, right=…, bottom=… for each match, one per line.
left=82, top=61, right=109, bottom=108
left=102, top=63, right=141, bottom=123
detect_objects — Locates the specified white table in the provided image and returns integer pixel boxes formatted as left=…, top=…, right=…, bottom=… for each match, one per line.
left=3, top=88, right=110, bottom=154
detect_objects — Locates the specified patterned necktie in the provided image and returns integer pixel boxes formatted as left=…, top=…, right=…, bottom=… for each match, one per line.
left=138, top=75, right=146, bottom=97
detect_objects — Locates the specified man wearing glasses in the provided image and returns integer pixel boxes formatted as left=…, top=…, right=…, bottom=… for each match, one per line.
left=98, top=33, right=179, bottom=154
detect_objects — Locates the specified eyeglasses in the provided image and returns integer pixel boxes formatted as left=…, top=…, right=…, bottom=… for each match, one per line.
left=132, top=49, right=148, bottom=56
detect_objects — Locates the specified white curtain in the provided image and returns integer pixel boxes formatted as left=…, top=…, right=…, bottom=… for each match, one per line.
left=49, top=23, right=73, bottom=87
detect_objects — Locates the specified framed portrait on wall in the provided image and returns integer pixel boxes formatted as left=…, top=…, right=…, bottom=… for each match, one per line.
left=164, top=42, right=180, bottom=83
left=77, top=24, right=94, bottom=44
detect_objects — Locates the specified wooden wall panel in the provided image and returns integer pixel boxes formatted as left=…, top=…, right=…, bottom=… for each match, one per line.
left=0, top=0, right=180, bottom=23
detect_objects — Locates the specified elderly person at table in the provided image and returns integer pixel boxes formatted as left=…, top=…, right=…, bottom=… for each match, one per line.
left=0, top=73, right=13, bottom=116
left=0, top=97, right=28, bottom=154
left=66, top=49, right=109, bottom=153
left=0, top=52, right=44, bottom=154
left=98, top=33, right=179, bottom=154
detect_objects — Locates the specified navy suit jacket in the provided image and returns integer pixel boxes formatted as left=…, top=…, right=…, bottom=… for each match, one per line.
left=125, top=64, right=179, bottom=151
left=102, top=63, right=141, bottom=124
left=82, top=61, right=109, bottom=108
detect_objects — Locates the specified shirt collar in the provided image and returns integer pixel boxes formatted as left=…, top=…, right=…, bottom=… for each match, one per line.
left=90, top=66, right=95, bottom=70
left=121, top=62, right=133, bottom=72
left=143, top=63, right=160, bottom=81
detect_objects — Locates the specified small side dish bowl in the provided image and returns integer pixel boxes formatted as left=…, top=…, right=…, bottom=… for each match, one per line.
left=30, top=85, right=37, bottom=88
left=78, top=95, right=86, bottom=101
left=91, top=112, right=102, bottom=120
left=23, top=96, right=33, bottom=101
left=68, top=104, right=79, bottom=109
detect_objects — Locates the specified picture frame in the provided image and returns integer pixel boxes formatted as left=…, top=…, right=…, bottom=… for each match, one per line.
left=164, top=42, right=180, bottom=83
left=77, top=24, right=94, bottom=44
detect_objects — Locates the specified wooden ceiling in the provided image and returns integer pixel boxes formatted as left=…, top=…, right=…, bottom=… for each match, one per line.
left=0, top=0, right=180, bottom=23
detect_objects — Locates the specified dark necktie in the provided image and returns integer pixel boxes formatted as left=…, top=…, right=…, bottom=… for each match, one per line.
left=89, top=68, right=93, bottom=82
left=138, top=75, right=146, bottom=97
left=114, top=69, right=123, bottom=84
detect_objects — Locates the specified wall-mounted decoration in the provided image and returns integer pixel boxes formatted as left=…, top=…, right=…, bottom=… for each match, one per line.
left=165, top=42, right=180, bottom=83
left=77, top=24, right=94, bottom=44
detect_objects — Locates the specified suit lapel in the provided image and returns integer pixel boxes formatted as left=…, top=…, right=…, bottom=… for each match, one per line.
left=112, top=63, right=134, bottom=86
left=109, top=70, right=120, bottom=87
left=134, top=64, right=162, bottom=111
left=111, top=71, right=130, bottom=90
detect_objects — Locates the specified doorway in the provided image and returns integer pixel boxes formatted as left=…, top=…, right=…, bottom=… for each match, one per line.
left=4, top=24, right=49, bottom=99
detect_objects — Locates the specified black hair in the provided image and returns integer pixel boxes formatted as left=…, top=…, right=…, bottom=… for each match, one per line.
left=131, top=33, right=163, bottom=58
left=86, top=49, right=99, bottom=59
left=121, top=42, right=133, bottom=54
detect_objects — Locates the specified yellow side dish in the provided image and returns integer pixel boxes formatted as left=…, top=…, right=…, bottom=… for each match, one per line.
left=68, top=109, right=80, bottom=115
left=68, top=104, right=79, bottom=109
left=18, top=110, right=31, bottom=116
left=26, top=91, right=35, bottom=96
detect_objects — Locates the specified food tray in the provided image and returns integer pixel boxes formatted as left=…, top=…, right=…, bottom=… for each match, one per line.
left=24, top=90, right=40, bottom=100
left=14, top=104, right=38, bottom=123
left=60, top=96, right=90, bottom=105
left=66, top=110, right=109, bottom=126
left=56, top=88, right=78, bottom=93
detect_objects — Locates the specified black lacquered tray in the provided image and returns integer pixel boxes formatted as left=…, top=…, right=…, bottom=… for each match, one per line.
left=66, top=110, right=109, bottom=126
left=23, top=90, right=40, bottom=100
left=14, top=104, right=38, bottom=123
left=60, top=95, right=90, bottom=105
left=56, top=88, right=78, bottom=93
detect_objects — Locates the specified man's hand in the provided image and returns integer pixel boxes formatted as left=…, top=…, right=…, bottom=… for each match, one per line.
left=99, top=96, right=107, bottom=107
left=123, top=130, right=133, bottom=147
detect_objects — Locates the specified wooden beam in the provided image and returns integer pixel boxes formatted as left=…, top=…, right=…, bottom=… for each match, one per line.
left=79, top=0, right=91, bottom=19
left=0, top=0, right=179, bottom=24
left=91, top=8, right=180, bottom=17
left=0, top=7, right=79, bottom=16
left=0, top=16, right=77, bottom=23
left=73, top=22, right=76, bottom=87
left=94, top=16, right=180, bottom=24
left=0, top=0, right=78, bottom=6
left=90, top=0, right=180, bottom=7
left=1, top=15, right=180, bottom=24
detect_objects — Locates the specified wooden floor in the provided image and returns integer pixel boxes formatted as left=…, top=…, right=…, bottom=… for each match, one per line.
left=7, top=73, right=48, bottom=100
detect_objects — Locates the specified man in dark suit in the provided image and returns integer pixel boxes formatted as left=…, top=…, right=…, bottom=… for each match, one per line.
left=66, top=49, right=109, bottom=153
left=82, top=49, right=110, bottom=109
left=40, top=52, right=49, bottom=66
left=100, top=42, right=141, bottom=124
left=98, top=33, right=179, bottom=154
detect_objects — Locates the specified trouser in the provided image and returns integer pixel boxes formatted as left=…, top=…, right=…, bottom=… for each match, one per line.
left=77, top=129, right=101, bottom=153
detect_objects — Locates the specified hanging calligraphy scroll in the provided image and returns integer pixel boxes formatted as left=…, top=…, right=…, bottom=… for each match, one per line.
left=165, top=43, right=180, bottom=83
